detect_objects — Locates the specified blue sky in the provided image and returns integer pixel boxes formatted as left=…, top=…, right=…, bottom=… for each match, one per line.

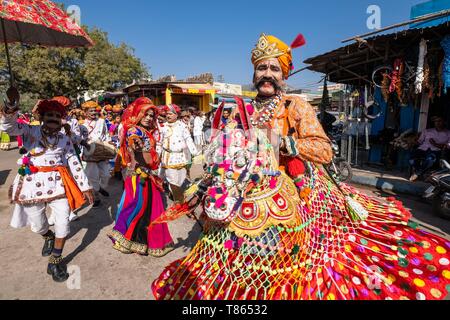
left=60, top=0, right=428, bottom=90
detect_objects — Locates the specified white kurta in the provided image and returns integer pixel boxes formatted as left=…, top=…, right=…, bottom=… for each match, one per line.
left=80, top=118, right=110, bottom=143
left=159, top=121, right=198, bottom=187
left=193, top=116, right=205, bottom=147
left=160, top=121, right=198, bottom=168
left=80, top=118, right=111, bottom=193
left=0, top=112, right=92, bottom=238
left=63, top=116, right=83, bottom=146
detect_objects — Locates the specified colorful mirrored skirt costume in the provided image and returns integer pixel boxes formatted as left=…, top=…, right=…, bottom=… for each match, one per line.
left=152, top=123, right=450, bottom=300
left=109, top=122, right=173, bottom=255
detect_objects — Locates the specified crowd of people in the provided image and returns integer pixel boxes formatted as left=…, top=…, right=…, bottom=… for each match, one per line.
left=0, top=32, right=449, bottom=300
left=0, top=92, right=210, bottom=281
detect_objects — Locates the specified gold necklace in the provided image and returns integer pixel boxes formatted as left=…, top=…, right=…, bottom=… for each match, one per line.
left=251, top=94, right=282, bottom=127
left=41, top=128, right=60, bottom=150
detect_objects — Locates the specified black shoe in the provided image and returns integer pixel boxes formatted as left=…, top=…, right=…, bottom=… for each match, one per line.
left=99, top=188, right=110, bottom=197
left=93, top=199, right=101, bottom=208
left=47, top=256, right=69, bottom=283
left=42, top=232, right=55, bottom=257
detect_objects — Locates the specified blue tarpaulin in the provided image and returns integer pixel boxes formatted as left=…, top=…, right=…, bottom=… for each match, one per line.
left=410, top=0, right=450, bottom=29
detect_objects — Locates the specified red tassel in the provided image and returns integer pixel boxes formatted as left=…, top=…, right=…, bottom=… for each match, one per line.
left=285, top=158, right=306, bottom=177
left=291, top=34, right=306, bottom=49
left=234, top=97, right=250, bottom=131
left=212, top=101, right=225, bottom=130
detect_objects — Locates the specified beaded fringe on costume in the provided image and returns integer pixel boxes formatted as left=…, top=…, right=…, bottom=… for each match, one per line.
left=152, top=164, right=450, bottom=300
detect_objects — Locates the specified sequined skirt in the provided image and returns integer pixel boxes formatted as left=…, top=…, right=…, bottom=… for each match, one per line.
left=152, top=165, right=450, bottom=300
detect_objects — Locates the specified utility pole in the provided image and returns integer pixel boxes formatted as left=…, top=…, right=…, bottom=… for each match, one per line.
left=319, top=76, right=330, bottom=124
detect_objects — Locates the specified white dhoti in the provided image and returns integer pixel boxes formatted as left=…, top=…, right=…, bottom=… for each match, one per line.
left=194, top=135, right=205, bottom=152
left=84, top=160, right=110, bottom=192
left=161, top=167, right=187, bottom=187
left=10, top=198, right=71, bottom=238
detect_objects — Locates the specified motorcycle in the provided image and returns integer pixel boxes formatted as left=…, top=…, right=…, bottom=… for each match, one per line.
left=423, top=159, right=450, bottom=220
left=327, top=140, right=353, bottom=183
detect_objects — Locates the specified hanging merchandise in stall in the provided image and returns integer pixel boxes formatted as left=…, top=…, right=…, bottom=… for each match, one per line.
left=304, top=21, right=450, bottom=171
left=368, top=33, right=447, bottom=108
left=415, top=38, right=428, bottom=94
left=440, top=34, right=450, bottom=94
left=339, top=86, right=377, bottom=167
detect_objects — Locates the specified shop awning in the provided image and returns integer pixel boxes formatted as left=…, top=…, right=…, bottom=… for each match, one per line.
left=304, top=22, right=450, bottom=85
left=169, top=83, right=218, bottom=94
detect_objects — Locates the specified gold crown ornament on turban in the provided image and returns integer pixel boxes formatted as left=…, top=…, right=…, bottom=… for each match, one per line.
left=81, top=100, right=100, bottom=110
left=251, top=33, right=306, bottom=79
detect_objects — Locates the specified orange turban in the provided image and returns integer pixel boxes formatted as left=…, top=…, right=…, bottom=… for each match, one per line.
left=112, top=104, right=123, bottom=114
left=103, top=104, right=113, bottom=115
left=52, top=96, right=72, bottom=108
left=251, top=33, right=306, bottom=79
left=81, top=100, right=100, bottom=110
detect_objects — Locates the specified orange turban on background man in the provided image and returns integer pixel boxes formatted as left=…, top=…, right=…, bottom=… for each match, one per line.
left=251, top=33, right=306, bottom=79
left=52, top=96, right=72, bottom=108
left=81, top=100, right=100, bottom=110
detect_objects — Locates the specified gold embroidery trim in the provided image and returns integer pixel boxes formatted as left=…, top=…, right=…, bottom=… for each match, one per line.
left=109, top=229, right=148, bottom=255
left=228, top=173, right=302, bottom=238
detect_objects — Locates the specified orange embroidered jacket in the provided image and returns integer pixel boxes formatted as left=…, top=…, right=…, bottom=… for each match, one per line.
left=270, top=94, right=333, bottom=164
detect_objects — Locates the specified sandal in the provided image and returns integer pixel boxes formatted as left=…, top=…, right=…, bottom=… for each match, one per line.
left=148, top=245, right=174, bottom=258
left=112, top=241, right=132, bottom=254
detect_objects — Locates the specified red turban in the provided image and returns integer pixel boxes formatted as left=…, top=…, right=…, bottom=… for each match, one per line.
left=133, top=97, right=153, bottom=107
left=166, top=104, right=181, bottom=114
left=35, top=100, right=67, bottom=117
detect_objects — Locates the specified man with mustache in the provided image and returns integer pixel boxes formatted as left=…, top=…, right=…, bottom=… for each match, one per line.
left=0, top=99, right=94, bottom=282
left=153, top=34, right=450, bottom=300
left=80, top=101, right=112, bottom=207
left=46, top=96, right=87, bottom=223
left=249, top=33, right=332, bottom=165
left=159, top=104, right=199, bottom=202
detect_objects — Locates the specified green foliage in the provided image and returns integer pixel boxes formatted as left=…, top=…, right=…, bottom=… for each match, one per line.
left=83, top=28, right=150, bottom=92
left=0, top=27, right=149, bottom=102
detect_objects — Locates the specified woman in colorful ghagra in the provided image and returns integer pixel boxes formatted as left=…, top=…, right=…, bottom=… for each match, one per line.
left=152, top=34, right=450, bottom=300
left=109, top=98, right=174, bottom=257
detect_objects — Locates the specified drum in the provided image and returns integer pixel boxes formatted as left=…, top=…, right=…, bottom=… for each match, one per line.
left=83, top=140, right=117, bottom=162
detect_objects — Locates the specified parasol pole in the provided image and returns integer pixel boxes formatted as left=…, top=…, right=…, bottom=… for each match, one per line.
left=1, top=18, right=14, bottom=86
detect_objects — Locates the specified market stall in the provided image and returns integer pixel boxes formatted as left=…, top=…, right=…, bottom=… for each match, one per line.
left=121, top=81, right=217, bottom=112
left=304, top=20, right=450, bottom=172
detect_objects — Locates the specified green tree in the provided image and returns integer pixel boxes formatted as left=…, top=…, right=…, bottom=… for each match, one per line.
left=83, top=28, right=149, bottom=92
left=0, top=27, right=149, bottom=111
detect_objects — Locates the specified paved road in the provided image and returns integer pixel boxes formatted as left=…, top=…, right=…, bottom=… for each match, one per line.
left=0, top=144, right=200, bottom=300
left=0, top=146, right=449, bottom=300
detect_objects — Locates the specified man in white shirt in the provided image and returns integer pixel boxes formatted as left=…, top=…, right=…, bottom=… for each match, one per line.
left=80, top=101, right=112, bottom=207
left=0, top=98, right=93, bottom=282
left=193, top=110, right=206, bottom=152
left=410, top=116, right=450, bottom=181
left=159, top=104, right=199, bottom=202
left=51, top=97, right=87, bottom=222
